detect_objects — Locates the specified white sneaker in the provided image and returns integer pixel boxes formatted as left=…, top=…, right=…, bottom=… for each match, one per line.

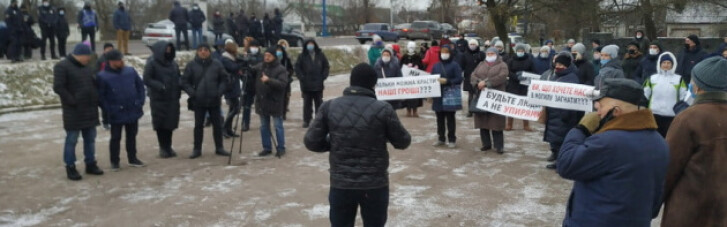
left=432, top=141, right=445, bottom=146
left=447, top=142, right=456, bottom=148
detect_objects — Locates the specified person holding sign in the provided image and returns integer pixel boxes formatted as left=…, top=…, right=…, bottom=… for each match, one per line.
left=643, top=52, right=687, bottom=137
left=471, top=47, right=509, bottom=154
left=431, top=46, right=464, bottom=148
left=375, top=48, right=404, bottom=110
left=542, top=53, right=583, bottom=169
left=506, top=43, right=536, bottom=131
left=401, top=42, right=425, bottom=117
left=460, top=39, right=486, bottom=117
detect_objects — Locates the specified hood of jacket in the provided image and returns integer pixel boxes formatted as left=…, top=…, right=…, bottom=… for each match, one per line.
left=302, top=39, right=321, bottom=55
left=555, top=64, right=577, bottom=78
left=656, top=52, right=678, bottom=75
left=344, top=86, right=377, bottom=98
left=152, top=41, right=175, bottom=64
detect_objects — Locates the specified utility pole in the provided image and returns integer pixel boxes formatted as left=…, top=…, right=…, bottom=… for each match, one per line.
left=390, top=0, right=394, bottom=29
left=322, top=0, right=328, bottom=37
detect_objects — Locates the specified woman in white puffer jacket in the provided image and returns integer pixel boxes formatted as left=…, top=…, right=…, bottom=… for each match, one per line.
left=643, top=51, right=688, bottom=137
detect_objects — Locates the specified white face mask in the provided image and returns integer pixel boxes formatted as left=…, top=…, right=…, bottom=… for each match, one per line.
left=441, top=53, right=450, bottom=60
left=469, top=45, right=478, bottom=51
left=636, top=35, right=643, bottom=39
left=540, top=52, right=548, bottom=58
left=43, top=2, right=49, bottom=7
left=407, top=47, right=415, bottom=54
left=193, top=6, right=199, bottom=10
left=250, top=47, right=259, bottom=54
left=649, top=49, right=659, bottom=55
left=486, top=56, right=497, bottom=62
left=59, top=11, right=65, bottom=15
left=382, top=56, right=391, bottom=63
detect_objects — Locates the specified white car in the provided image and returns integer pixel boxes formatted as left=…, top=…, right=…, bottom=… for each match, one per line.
left=142, top=20, right=234, bottom=47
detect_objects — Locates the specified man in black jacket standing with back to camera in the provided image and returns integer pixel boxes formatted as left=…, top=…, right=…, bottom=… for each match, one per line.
left=304, top=63, right=411, bottom=227
left=168, top=1, right=190, bottom=51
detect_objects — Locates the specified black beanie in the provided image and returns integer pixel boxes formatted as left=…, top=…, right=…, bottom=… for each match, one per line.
left=197, top=43, right=211, bottom=51
left=554, top=54, right=572, bottom=67
left=103, top=43, right=114, bottom=50
left=687, top=34, right=700, bottom=46
left=265, top=47, right=277, bottom=59
left=106, top=50, right=123, bottom=61
left=350, top=63, right=378, bottom=90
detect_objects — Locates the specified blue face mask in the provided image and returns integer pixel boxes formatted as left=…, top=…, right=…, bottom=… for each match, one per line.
left=306, top=44, right=315, bottom=51
left=600, top=59, right=610, bottom=65
left=516, top=52, right=525, bottom=57
left=375, top=41, right=383, bottom=47
left=276, top=51, right=283, bottom=58
left=688, top=83, right=697, bottom=98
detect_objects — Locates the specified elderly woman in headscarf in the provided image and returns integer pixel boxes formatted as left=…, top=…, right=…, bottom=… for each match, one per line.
left=471, top=47, right=509, bottom=154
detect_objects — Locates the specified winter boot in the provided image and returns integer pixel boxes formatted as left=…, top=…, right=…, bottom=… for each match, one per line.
left=159, top=148, right=173, bottom=159
left=275, top=149, right=286, bottom=158
left=406, top=109, right=412, bottom=117
left=189, top=150, right=202, bottom=159
left=215, top=149, right=231, bottom=157
left=85, top=162, right=104, bottom=175
left=523, top=121, right=534, bottom=132
left=505, top=118, right=513, bottom=131
left=129, top=158, right=145, bottom=167
left=258, top=150, right=273, bottom=157
left=412, top=109, right=419, bottom=118
left=66, top=165, right=82, bottom=181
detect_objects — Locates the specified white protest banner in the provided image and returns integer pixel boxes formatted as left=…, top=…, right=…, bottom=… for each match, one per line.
left=519, top=71, right=542, bottom=86
left=401, top=66, right=429, bottom=77
left=376, top=75, right=442, bottom=101
left=528, top=80, right=594, bottom=112
left=476, top=89, right=542, bottom=121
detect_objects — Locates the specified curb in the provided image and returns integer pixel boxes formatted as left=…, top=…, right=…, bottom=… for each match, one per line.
left=0, top=104, right=61, bottom=115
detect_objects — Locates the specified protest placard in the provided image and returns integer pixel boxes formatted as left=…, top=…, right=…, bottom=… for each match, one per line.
left=475, top=89, right=542, bottom=121
left=519, top=71, right=542, bottom=85
left=527, top=80, right=595, bottom=112
left=401, top=66, right=429, bottom=77
left=375, top=75, right=442, bottom=100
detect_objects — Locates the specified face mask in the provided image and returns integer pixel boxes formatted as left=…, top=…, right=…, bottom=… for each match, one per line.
left=540, top=52, right=548, bottom=58
left=84, top=6, right=91, bottom=10
left=593, top=53, right=600, bottom=60
left=250, top=47, right=259, bottom=54
left=43, top=2, right=49, bottom=7
left=276, top=51, right=283, bottom=58
left=382, top=56, right=391, bottom=63
left=407, top=47, right=415, bottom=54
left=688, top=84, right=697, bottom=98
left=165, top=52, right=173, bottom=59
left=441, top=53, right=450, bottom=60
left=59, top=11, right=65, bottom=15
left=469, top=45, right=478, bottom=51
left=306, top=44, right=315, bottom=51
left=636, top=35, right=642, bottom=39
left=649, top=49, right=659, bottom=55
left=375, top=41, right=383, bottom=47
left=486, top=56, right=497, bottom=62
left=600, top=59, right=610, bottom=65
left=193, top=7, right=199, bottom=10
left=555, top=67, right=565, bottom=73
left=516, top=52, right=525, bottom=57
left=628, top=49, right=636, bottom=54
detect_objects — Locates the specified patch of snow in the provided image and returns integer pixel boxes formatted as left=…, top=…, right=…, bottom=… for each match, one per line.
left=302, top=204, right=329, bottom=220
left=201, top=176, right=242, bottom=193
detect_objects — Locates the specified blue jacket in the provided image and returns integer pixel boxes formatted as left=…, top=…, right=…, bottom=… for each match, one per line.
left=543, top=65, right=582, bottom=145
left=533, top=55, right=551, bottom=75
left=168, top=4, right=189, bottom=28
left=676, top=45, right=708, bottom=83
left=113, top=8, right=131, bottom=31
left=558, top=110, right=668, bottom=227
left=430, top=59, right=463, bottom=112
left=98, top=66, right=146, bottom=124
left=188, top=8, right=206, bottom=29
left=77, top=9, right=98, bottom=28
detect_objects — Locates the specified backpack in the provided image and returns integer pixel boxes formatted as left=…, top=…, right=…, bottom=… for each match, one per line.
left=82, top=10, right=97, bottom=27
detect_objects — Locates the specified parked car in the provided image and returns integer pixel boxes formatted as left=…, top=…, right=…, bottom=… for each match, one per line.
left=491, top=34, right=526, bottom=48
left=393, top=23, right=411, bottom=40
left=355, top=23, right=399, bottom=44
left=280, top=23, right=306, bottom=47
left=408, top=20, right=443, bottom=41
left=141, top=20, right=233, bottom=47
left=440, top=23, right=457, bottom=37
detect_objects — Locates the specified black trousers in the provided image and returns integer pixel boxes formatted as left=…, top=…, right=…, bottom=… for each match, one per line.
left=329, top=186, right=389, bottom=227
left=194, top=106, right=223, bottom=150
left=436, top=111, right=457, bottom=143
left=110, top=122, right=139, bottom=164
left=155, top=129, right=173, bottom=150
left=22, top=45, right=32, bottom=59
left=480, top=129, right=504, bottom=149
left=467, top=91, right=475, bottom=113
left=224, top=97, right=241, bottom=133
left=57, top=35, right=68, bottom=57
left=7, top=34, right=22, bottom=60
left=303, top=91, right=323, bottom=124
left=654, top=114, right=674, bottom=138
left=80, top=27, right=96, bottom=51
left=40, top=28, right=56, bottom=58
left=175, top=27, right=189, bottom=51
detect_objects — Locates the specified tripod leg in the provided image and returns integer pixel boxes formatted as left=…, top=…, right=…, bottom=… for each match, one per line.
left=228, top=97, right=243, bottom=165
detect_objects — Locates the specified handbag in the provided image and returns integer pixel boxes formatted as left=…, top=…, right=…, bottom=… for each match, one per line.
left=673, top=80, right=689, bottom=114
left=468, top=90, right=487, bottom=113
left=439, top=66, right=462, bottom=111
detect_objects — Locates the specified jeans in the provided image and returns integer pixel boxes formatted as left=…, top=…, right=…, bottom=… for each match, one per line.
left=63, top=127, right=97, bottom=166
left=259, top=115, right=285, bottom=151
left=302, top=91, right=323, bottom=124
left=214, top=33, right=223, bottom=42
left=192, top=28, right=203, bottom=49
left=175, top=27, right=189, bottom=50
left=194, top=106, right=224, bottom=150
left=224, top=98, right=241, bottom=133
left=80, top=27, right=96, bottom=51
left=109, top=122, right=139, bottom=164
left=435, top=111, right=456, bottom=143
left=329, top=186, right=389, bottom=227
left=242, top=93, right=255, bottom=128
left=116, top=29, right=130, bottom=54
left=480, top=129, right=504, bottom=149
left=40, top=28, right=56, bottom=58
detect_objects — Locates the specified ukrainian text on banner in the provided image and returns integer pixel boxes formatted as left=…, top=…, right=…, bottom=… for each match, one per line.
left=476, top=89, right=542, bottom=121
left=401, top=66, right=429, bottom=77
left=528, top=80, right=594, bottom=112
left=376, top=75, right=442, bottom=101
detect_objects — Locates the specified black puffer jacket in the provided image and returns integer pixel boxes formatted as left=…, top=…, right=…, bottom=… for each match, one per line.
left=574, top=58, right=595, bottom=86
left=254, top=60, right=289, bottom=117
left=543, top=65, right=582, bottom=145
left=168, top=3, right=189, bottom=28
left=181, top=56, right=229, bottom=108
left=53, top=56, right=99, bottom=130
left=304, top=86, right=411, bottom=189
left=221, top=52, right=243, bottom=99
left=295, top=40, right=330, bottom=92
left=506, top=53, right=535, bottom=95
left=459, top=48, right=485, bottom=92
left=143, top=41, right=181, bottom=130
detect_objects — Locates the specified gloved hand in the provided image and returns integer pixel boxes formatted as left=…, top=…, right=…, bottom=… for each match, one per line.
left=517, top=71, right=528, bottom=81
left=577, top=112, right=601, bottom=136
left=438, top=78, right=447, bottom=85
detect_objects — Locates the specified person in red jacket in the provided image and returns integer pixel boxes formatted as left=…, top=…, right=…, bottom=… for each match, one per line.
left=422, top=40, right=441, bottom=73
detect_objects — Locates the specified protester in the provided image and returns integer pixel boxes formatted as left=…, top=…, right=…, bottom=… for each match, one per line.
left=505, top=43, right=535, bottom=131
left=181, top=44, right=230, bottom=159
left=643, top=52, right=687, bottom=137
left=261, top=13, right=272, bottom=47
left=563, top=39, right=575, bottom=52
left=455, top=34, right=468, bottom=55
left=53, top=43, right=104, bottom=180
left=240, top=40, right=263, bottom=131
left=634, top=41, right=663, bottom=85
left=431, top=46, right=463, bottom=148
left=571, top=43, right=595, bottom=86
left=421, top=40, right=440, bottom=73
left=226, top=12, right=237, bottom=42
left=662, top=57, right=727, bottom=227
left=676, top=35, right=708, bottom=84
left=276, top=44, right=295, bottom=120
left=248, top=14, right=263, bottom=44
left=254, top=48, right=289, bottom=158
left=591, top=39, right=601, bottom=50
left=20, top=6, right=36, bottom=59
left=272, top=9, right=283, bottom=43
left=401, top=42, right=425, bottom=117
left=304, top=63, right=411, bottom=227
left=38, top=0, right=59, bottom=60
left=112, top=2, right=131, bottom=55
left=5, top=0, right=23, bottom=62
left=77, top=2, right=98, bottom=51
left=459, top=39, right=486, bottom=117
left=212, top=39, right=225, bottom=60
left=542, top=53, right=582, bottom=169
left=187, top=3, right=206, bottom=49
left=368, top=35, right=385, bottom=65
left=622, top=42, right=644, bottom=82
left=533, top=46, right=552, bottom=75
left=212, top=11, right=225, bottom=42
left=97, top=50, right=145, bottom=171
left=634, top=30, right=650, bottom=54
left=493, top=40, right=510, bottom=63
left=375, top=48, right=404, bottom=110
left=143, top=41, right=181, bottom=158
left=96, top=43, right=114, bottom=73
left=168, top=1, right=190, bottom=51
left=545, top=39, right=556, bottom=56
left=56, top=7, right=70, bottom=57
left=220, top=42, right=243, bottom=138
left=557, top=78, right=668, bottom=226
left=592, top=46, right=602, bottom=75
left=235, top=9, right=249, bottom=45
left=594, top=44, right=625, bottom=89
left=295, top=40, right=329, bottom=128
left=471, top=47, right=509, bottom=154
